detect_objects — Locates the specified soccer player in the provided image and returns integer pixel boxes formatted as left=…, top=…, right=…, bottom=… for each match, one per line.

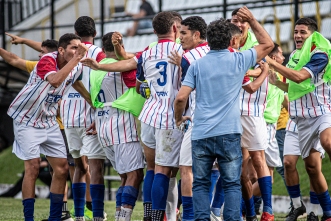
left=7, top=33, right=88, bottom=221
left=267, top=17, right=331, bottom=221
left=60, top=16, right=106, bottom=221
left=174, top=6, right=274, bottom=221
left=169, top=15, right=209, bottom=221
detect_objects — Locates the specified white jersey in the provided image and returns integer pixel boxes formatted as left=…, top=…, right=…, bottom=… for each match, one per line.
left=136, top=40, right=184, bottom=129
left=287, top=48, right=331, bottom=118
left=61, top=43, right=105, bottom=128
left=95, top=72, right=139, bottom=147
left=240, top=76, right=269, bottom=117
left=8, top=52, right=83, bottom=128
left=181, top=42, right=210, bottom=119
left=286, top=119, right=297, bottom=133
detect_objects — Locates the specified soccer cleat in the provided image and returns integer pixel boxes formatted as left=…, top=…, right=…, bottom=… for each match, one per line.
left=176, top=209, right=182, bottom=221
left=261, top=212, right=275, bottom=221
left=321, top=215, right=331, bottom=221
left=61, top=211, right=74, bottom=221
left=210, top=210, right=223, bottom=221
left=307, top=212, right=319, bottom=221
left=143, top=217, right=152, bottom=221
left=84, top=205, right=93, bottom=220
left=246, top=215, right=258, bottom=221
left=285, top=203, right=306, bottom=221
left=118, top=207, right=133, bottom=221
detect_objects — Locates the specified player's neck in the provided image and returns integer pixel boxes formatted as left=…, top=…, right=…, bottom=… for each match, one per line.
left=157, top=33, right=176, bottom=42
left=105, top=52, right=117, bottom=60
left=240, top=34, right=248, bottom=46
left=57, top=56, right=67, bottom=69
left=80, top=36, right=94, bottom=44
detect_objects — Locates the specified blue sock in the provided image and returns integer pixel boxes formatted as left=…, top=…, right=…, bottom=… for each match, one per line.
left=287, top=184, right=301, bottom=198
left=151, top=173, right=170, bottom=210
left=116, top=186, right=124, bottom=208
left=244, top=197, right=256, bottom=217
left=48, top=192, right=64, bottom=221
left=182, top=196, right=194, bottom=220
left=211, top=176, right=224, bottom=213
left=90, top=184, right=105, bottom=218
left=316, top=190, right=331, bottom=217
left=254, top=196, right=262, bottom=212
left=241, top=197, right=246, bottom=215
left=209, top=170, right=220, bottom=203
left=122, top=186, right=139, bottom=207
left=178, top=179, right=182, bottom=207
left=143, top=170, right=154, bottom=203
left=258, top=176, right=273, bottom=214
left=22, top=198, right=35, bottom=221
left=72, top=183, right=86, bottom=217
left=310, top=191, right=319, bottom=204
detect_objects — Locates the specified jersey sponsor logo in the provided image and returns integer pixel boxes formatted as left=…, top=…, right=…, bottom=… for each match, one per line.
left=45, top=94, right=62, bottom=103
left=68, top=93, right=81, bottom=98
left=156, top=91, right=168, bottom=96
left=98, top=110, right=109, bottom=116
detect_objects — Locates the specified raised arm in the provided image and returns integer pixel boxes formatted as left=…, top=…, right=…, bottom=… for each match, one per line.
left=242, top=61, right=269, bottom=94
left=237, top=7, right=274, bottom=61
left=0, top=48, right=29, bottom=72
left=6, top=32, right=42, bottom=52
left=112, top=32, right=135, bottom=60
left=81, top=57, right=137, bottom=72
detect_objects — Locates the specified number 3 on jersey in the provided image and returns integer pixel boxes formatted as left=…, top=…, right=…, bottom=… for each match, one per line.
left=156, top=61, right=167, bottom=86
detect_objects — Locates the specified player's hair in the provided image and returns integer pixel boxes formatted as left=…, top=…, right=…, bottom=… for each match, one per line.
left=152, top=11, right=175, bottom=35
left=41, top=39, right=58, bottom=52
left=268, top=43, right=280, bottom=57
left=181, top=16, right=207, bottom=39
left=295, top=17, right=318, bottom=32
left=231, top=8, right=240, bottom=16
left=74, top=16, right=96, bottom=37
left=58, top=33, right=81, bottom=49
left=170, top=11, right=182, bottom=22
left=226, top=18, right=232, bottom=23
left=228, top=23, right=241, bottom=37
left=207, top=18, right=232, bottom=50
left=102, top=32, right=121, bottom=52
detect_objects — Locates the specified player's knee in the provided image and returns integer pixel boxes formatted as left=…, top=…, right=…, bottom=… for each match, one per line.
left=53, top=163, right=69, bottom=178
left=304, top=162, right=318, bottom=177
left=283, top=158, right=296, bottom=171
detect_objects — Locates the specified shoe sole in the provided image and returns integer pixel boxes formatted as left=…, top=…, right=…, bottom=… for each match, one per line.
left=298, top=213, right=307, bottom=219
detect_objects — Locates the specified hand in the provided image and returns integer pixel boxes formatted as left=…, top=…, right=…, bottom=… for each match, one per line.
left=236, top=6, right=255, bottom=23
left=5, top=32, right=24, bottom=45
left=265, top=56, right=276, bottom=68
left=81, top=58, right=100, bottom=70
left=86, top=121, right=97, bottom=135
left=75, top=43, right=88, bottom=59
left=257, top=60, right=269, bottom=72
left=176, top=115, right=192, bottom=128
left=168, top=51, right=182, bottom=67
left=246, top=69, right=261, bottom=77
left=112, top=32, right=123, bottom=46
left=268, top=69, right=279, bottom=85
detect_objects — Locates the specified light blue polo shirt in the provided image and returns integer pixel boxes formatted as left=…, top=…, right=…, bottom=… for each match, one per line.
left=182, top=48, right=257, bottom=140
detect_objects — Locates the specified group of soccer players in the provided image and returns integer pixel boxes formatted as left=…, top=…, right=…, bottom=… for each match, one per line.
left=2, top=4, right=331, bottom=221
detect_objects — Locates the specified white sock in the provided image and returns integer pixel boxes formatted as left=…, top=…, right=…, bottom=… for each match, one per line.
left=115, top=210, right=121, bottom=221
left=292, top=197, right=302, bottom=209
left=119, top=206, right=133, bottom=221
left=166, top=177, right=178, bottom=221
left=309, top=203, right=320, bottom=215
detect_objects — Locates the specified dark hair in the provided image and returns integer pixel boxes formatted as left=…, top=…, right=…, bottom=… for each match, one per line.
left=181, top=16, right=207, bottom=40
left=74, top=16, right=96, bottom=37
left=228, top=23, right=241, bottom=37
left=268, top=43, right=280, bottom=57
left=58, top=33, right=81, bottom=49
left=295, top=17, right=318, bottom=32
left=41, top=39, right=58, bottom=52
left=226, top=18, right=232, bottom=23
left=102, top=32, right=118, bottom=52
left=231, top=8, right=240, bottom=16
left=152, top=11, right=175, bottom=35
left=207, top=18, right=232, bottom=50
left=170, top=11, right=182, bottom=22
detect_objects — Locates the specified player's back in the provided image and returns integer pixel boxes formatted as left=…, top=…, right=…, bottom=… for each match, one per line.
left=137, top=40, right=183, bottom=129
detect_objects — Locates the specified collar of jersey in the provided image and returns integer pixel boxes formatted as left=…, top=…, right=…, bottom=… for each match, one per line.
left=158, top=39, right=174, bottom=43
left=197, top=42, right=208, bottom=48
left=82, top=41, right=92, bottom=44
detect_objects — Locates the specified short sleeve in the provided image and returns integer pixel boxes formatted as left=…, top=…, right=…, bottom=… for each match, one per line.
left=240, top=48, right=257, bottom=73
left=96, top=51, right=106, bottom=63
left=36, top=56, right=57, bottom=80
left=242, top=76, right=251, bottom=86
left=303, top=52, right=328, bottom=80
left=136, top=55, right=145, bottom=82
left=182, top=63, right=196, bottom=89
left=25, top=61, right=38, bottom=73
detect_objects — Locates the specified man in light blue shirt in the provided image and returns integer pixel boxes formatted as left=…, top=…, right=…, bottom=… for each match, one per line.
left=174, top=6, right=274, bottom=221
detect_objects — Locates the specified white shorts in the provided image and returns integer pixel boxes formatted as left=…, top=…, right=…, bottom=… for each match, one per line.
left=293, top=114, right=331, bottom=159
left=104, top=145, right=117, bottom=172
left=283, top=130, right=325, bottom=157
left=141, top=122, right=184, bottom=167
left=179, top=126, right=192, bottom=166
left=65, top=127, right=106, bottom=159
left=241, top=116, right=267, bottom=151
left=113, top=141, right=145, bottom=174
left=265, top=123, right=282, bottom=167
left=13, top=121, right=66, bottom=160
